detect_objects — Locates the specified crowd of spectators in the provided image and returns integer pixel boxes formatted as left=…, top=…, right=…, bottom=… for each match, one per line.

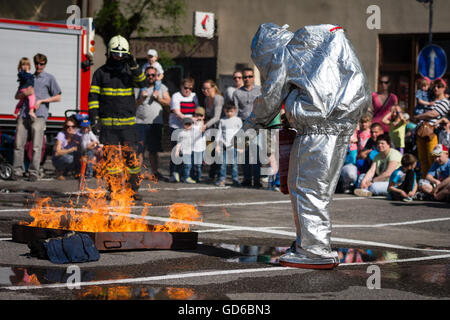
left=10, top=51, right=450, bottom=202
left=338, top=75, right=450, bottom=202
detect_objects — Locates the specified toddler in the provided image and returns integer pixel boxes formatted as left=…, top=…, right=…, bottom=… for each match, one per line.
left=382, top=104, right=406, bottom=153
left=191, top=107, right=207, bottom=182
left=414, top=77, right=434, bottom=116
left=79, top=119, right=102, bottom=178
left=14, top=57, right=36, bottom=119
left=145, top=49, right=164, bottom=96
left=357, top=114, right=372, bottom=153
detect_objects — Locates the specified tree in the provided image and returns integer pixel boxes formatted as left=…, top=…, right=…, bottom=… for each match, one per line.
left=94, top=0, right=187, bottom=47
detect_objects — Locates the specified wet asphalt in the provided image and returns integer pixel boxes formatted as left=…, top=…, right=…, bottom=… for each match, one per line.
left=0, top=155, right=449, bottom=304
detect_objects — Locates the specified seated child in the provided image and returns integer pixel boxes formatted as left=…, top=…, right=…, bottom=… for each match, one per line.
left=388, top=153, right=418, bottom=202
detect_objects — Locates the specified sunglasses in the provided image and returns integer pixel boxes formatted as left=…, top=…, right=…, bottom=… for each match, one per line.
left=66, top=125, right=76, bottom=128
left=147, top=73, right=157, bottom=77
left=379, top=80, right=389, bottom=84
left=35, top=62, right=46, bottom=66
left=184, top=122, right=192, bottom=126
left=183, top=86, right=193, bottom=90
left=243, top=75, right=254, bottom=79
left=434, top=84, right=445, bottom=89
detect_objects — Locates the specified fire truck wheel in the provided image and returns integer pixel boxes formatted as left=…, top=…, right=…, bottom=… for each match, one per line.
left=0, top=163, right=13, bottom=180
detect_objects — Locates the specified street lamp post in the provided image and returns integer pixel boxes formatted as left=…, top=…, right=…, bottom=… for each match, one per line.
left=417, top=0, right=434, bottom=44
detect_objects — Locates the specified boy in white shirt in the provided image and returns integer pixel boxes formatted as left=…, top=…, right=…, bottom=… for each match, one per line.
left=216, top=104, right=243, bottom=187
left=174, top=117, right=198, bottom=184
left=192, top=107, right=206, bottom=182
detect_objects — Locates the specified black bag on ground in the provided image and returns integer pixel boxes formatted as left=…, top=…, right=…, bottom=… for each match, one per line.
left=28, top=232, right=100, bottom=264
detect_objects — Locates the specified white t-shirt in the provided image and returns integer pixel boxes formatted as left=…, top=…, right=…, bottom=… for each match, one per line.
left=192, top=122, right=206, bottom=152
left=217, top=116, right=243, bottom=147
left=169, top=91, right=199, bottom=129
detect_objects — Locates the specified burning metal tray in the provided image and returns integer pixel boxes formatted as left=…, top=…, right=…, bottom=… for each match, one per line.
left=12, top=224, right=198, bottom=251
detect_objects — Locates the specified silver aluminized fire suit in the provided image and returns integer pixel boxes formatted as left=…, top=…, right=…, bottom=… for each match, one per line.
left=243, top=23, right=370, bottom=268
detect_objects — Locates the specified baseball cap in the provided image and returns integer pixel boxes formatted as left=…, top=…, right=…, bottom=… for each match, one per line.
left=432, top=144, right=448, bottom=156
left=80, top=119, right=91, bottom=127
left=147, top=49, right=158, bottom=57
left=194, top=107, right=205, bottom=116
left=182, top=117, right=193, bottom=125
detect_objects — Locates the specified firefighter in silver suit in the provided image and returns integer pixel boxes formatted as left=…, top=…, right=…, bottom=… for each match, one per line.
left=243, top=23, right=370, bottom=269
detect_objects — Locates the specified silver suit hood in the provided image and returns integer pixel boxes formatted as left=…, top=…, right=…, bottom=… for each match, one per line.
left=246, top=23, right=370, bottom=134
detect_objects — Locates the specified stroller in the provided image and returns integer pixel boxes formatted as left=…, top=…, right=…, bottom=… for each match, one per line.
left=0, top=129, right=14, bottom=180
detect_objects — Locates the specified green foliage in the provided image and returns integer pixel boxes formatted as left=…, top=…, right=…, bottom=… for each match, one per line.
left=94, top=0, right=187, bottom=47
left=157, top=50, right=175, bottom=70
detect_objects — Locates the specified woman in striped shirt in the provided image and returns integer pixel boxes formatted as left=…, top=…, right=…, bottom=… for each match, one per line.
left=414, top=78, right=450, bottom=176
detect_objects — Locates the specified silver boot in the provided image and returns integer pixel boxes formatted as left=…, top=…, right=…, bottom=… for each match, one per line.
left=279, top=242, right=339, bottom=269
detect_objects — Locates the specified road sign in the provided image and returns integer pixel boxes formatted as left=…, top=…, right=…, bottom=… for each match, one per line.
left=194, top=11, right=215, bottom=39
left=418, top=44, right=447, bottom=80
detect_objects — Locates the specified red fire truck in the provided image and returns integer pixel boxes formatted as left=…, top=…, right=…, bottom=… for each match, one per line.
left=0, top=18, right=95, bottom=178
left=0, top=17, right=94, bottom=133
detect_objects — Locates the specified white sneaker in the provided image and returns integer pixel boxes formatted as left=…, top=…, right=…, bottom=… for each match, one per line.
left=185, top=177, right=197, bottom=184
left=354, top=188, right=373, bottom=197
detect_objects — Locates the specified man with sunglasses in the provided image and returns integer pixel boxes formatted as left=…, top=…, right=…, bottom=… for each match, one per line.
left=88, top=35, right=148, bottom=200
left=135, top=66, right=171, bottom=181
left=12, top=53, right=61, bottom=182
left=224, top=70, right=244, bottom=105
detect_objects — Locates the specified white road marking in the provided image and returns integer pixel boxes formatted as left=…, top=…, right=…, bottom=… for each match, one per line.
left=104, top=211, right=450, bottom=253
left=0, top=238, right=12, bottom=241
left=1, top=266, right=289, bottom=291
left=340, top=253, right=450, bottom=266
left=2, top=253, right=450, bottom=291
left=335, top=217, right=450, bottom=228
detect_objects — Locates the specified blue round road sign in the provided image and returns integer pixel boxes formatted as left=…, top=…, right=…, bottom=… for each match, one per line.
left=418, top=44, right=447, bottom=80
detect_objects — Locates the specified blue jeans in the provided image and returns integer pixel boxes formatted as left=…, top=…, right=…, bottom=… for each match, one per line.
left=52, top=151, right=80, bottom=174
left=182, top=152, right=203, bottom=181
left=84, top=149, right=95, bottom=178
left=191, top=151, right=203, bottom=181
left=243, top=145, right=261, bottom=184
left=356, top=173, right=389, bottom=196
left=219, top=147, right=239, bottom=182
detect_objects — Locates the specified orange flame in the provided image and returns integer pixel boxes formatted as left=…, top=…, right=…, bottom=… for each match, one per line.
left=23, top=145, right=201, bottom=232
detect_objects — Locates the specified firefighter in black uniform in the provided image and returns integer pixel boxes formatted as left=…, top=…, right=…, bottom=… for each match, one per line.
left=88, top=35, right=148, bottom=200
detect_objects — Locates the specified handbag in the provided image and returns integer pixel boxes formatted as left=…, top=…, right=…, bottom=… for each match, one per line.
left=416, top=122, right=435, bottom=140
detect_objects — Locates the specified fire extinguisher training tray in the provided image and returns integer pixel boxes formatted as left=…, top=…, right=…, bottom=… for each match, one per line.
left=11, top=224, right=198, bottom=251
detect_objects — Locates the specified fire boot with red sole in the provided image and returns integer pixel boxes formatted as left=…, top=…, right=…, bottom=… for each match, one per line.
left=279, top=246, right=339, bottom=270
